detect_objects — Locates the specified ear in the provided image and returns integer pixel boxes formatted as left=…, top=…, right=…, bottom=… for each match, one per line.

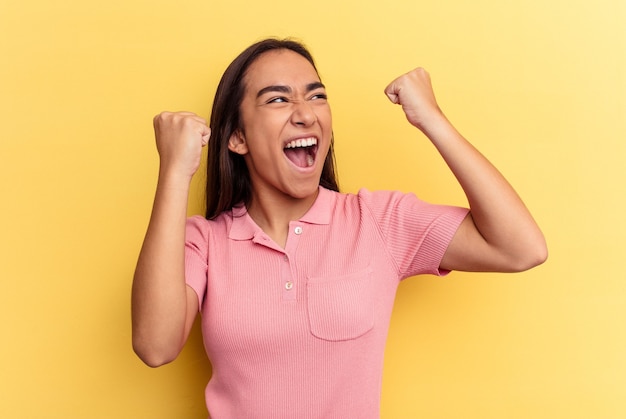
left=227, top=130, right=249, bottom=155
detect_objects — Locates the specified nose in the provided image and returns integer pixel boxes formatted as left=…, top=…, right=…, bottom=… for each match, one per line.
left=291, top=101, right=316, bottom=127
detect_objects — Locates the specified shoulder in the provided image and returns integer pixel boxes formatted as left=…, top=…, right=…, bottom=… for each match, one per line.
left=324, top=188, right=426, bottom=228
left=326, top=187, right=405, bottom=207
left=186, top=211, right=234, bottom=228
left=347, top=188, right=468, bottom=235
left=352, top=188, right=424, bottom=215
left=185, top=212, right=233, bottom=246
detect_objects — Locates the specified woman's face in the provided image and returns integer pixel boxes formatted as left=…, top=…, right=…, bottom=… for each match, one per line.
left=229, top=49, right=332, bottom=202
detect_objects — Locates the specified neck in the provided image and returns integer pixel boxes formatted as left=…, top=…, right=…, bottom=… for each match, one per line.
left=247, top=188, right=319, bottom=248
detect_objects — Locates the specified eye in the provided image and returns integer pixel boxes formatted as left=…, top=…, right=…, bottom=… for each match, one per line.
left=310, top=93, right=328, bottom=101
left=267, top=96, right=288, bottom=104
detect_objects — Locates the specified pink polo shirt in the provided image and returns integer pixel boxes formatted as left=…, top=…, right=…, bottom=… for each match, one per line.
left=184, top=187, right=468, bottom=419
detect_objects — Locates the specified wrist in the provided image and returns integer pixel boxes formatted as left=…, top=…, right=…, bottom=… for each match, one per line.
left=412, top=108, right=448, bottom=132
left=157, top=166, right=194, bottom=191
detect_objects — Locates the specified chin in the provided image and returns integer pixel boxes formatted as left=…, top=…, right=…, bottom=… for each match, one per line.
left=285, top=182, right=320, bottom=200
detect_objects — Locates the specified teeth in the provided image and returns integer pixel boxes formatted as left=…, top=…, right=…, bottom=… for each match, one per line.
left=285, top=137, right=317, bottom=149
left=307, top=154, right=314, bottom=167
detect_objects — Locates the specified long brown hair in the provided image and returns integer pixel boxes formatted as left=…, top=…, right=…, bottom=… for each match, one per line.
left=205, top=38, right=339, bottom=219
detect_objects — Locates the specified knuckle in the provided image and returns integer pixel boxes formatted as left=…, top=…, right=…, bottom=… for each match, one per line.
left=154, top=111, right=171, bottom=124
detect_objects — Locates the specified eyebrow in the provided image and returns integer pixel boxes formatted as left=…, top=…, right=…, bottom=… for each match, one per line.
left=256, top=82, right=326, bottom=98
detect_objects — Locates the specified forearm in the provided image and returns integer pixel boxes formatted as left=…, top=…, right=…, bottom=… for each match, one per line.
left=131, top=170, right=192, bottom=366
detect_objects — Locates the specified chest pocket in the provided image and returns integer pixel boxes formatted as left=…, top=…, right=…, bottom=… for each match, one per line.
left=306, top=267, right=374, bottom=342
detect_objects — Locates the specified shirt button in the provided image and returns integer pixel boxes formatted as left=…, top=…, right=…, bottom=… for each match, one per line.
left=294, top=226, right=303, bottom=235
left=283, top=255, right=288, bottom=261
left=285, top=281, right=294, bottom=290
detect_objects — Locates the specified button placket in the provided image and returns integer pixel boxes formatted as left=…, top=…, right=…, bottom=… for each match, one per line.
left=281, top=252, right=296, bottom=300
left=281, top=223, right=303, bottom=301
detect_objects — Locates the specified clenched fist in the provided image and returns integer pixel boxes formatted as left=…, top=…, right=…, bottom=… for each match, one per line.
left=384, top=67, right=445, bottom=132
left=153, top=111, right=211, bottom=180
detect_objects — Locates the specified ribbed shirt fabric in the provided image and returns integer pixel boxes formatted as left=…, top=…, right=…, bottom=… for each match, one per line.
left=184, top=187, right=469, bottom=419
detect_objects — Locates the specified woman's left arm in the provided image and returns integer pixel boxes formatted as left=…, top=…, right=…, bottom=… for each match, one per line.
left=385, top=68, right=547, bottom=272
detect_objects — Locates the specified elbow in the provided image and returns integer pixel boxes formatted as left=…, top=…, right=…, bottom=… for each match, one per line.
left=536, top=240, right=549, bottom=267
left=510, top=237, right=548, bottom=272
left=132, top=337, right=179, bottom=368
left=529, top=234, right=549, bottom=269
left=518, top=248, right=548, bottom=272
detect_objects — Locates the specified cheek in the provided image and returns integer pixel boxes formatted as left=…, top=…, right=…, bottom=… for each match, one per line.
left=316, top=107, right=332, bottom=130
left=240, top=115, right=282, bottom=148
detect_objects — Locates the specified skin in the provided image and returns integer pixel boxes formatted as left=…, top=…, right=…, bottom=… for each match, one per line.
left=228, top=50, right=333, bottom=247
left=132, top=112, right=208, bottom=366
left=384, top=68, right=547, bottom=272
left=132, top=49, right=547, bottom=367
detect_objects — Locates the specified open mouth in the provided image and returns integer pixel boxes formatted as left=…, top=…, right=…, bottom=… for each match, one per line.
left=283, top=137, right=318, bottom=168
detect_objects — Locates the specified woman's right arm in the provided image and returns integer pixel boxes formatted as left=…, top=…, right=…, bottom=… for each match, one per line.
left=131, top=112, right=210, bottom=367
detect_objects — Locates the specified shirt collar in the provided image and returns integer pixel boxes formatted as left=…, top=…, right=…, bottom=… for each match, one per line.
left=228, top=186, right=333, bottom=241
left=299, top=186, right=332, bottom=225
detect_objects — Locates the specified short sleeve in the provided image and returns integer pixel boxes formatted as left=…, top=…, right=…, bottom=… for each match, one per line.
left=358, top=189, right=469, bottom=278
left=185, top=215, right=209, bottom=310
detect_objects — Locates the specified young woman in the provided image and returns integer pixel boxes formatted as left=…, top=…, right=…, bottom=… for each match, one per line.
left=132, top=38, right=547, bottom=418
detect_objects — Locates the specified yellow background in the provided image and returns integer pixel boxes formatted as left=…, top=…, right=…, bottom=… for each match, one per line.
left=1, top=0, right=625, bottom=417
